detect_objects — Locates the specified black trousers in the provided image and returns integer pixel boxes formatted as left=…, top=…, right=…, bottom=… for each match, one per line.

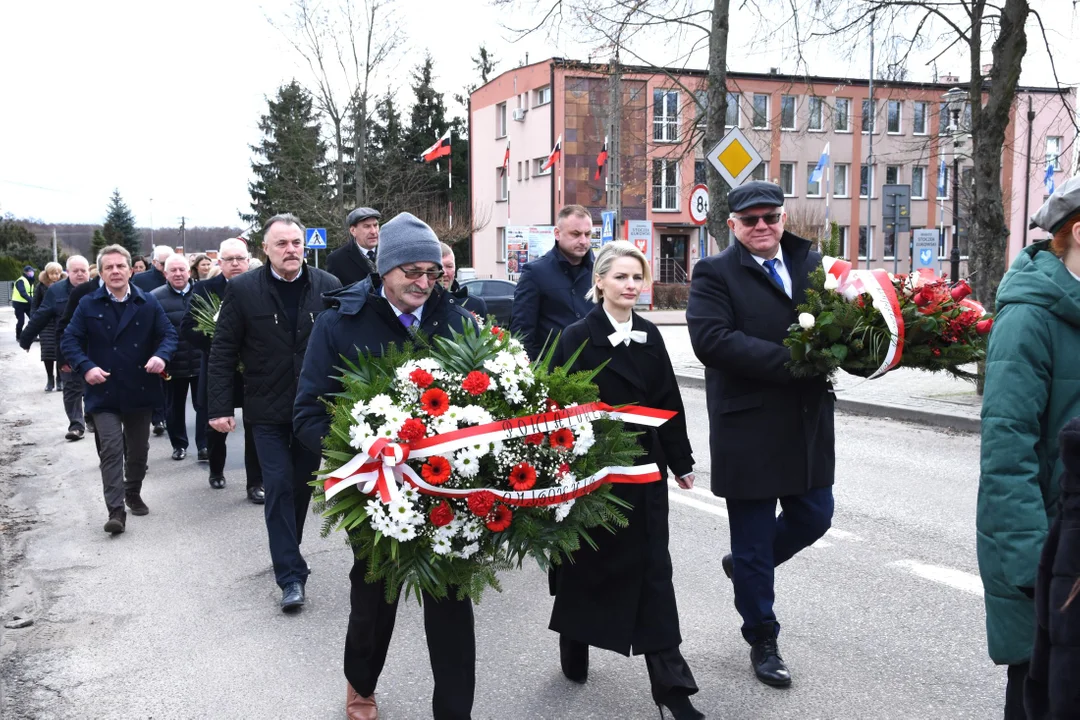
left=345, top=557, right=475, bottom=720
left=1005, top=662, right=1029, bottom=720
left=13, top=301, right=29, bottom=339
left=164, top=375, right=207, bottom=451
left=206, top=419, right=262, bottom=488
left=560, top=636, right=697, bottom=704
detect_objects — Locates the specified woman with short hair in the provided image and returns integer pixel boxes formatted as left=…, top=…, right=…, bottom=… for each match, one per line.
left=31, top=261, right=64, bottom=391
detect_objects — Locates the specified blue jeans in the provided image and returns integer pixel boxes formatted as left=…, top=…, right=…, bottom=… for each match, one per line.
left=251, top=424, right=318, bottom=588
left=725, top=486, right=834, bottom=643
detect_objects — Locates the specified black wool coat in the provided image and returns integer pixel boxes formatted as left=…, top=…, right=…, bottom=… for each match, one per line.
left=132, top=266, right=166, bottom=292
left=509, top=246, right=595, bottom=361
left=181, top=274, right=242, bottom=409
left=22, top=279, right=67, bottom=362
left=1026, top=417, right=1080, bottom=720
left=56, top=278, right=102, bottom=367
left=548, top=306, right=694, bottom=656
left=325, top=240, right=377, bottom=287
left=208, top=264, right=341, bottom=425
left=151, top=282, right=201, bottom=378
left=686, top=232, right=835, bottom=501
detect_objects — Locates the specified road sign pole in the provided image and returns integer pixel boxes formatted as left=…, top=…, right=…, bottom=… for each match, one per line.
left=893, top=197, right=900, bottom=276
left=314, top=249, right=319, bottom=269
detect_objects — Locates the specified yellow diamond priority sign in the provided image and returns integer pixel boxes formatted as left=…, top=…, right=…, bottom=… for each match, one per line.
left=706, top=127, right=763, bottom=187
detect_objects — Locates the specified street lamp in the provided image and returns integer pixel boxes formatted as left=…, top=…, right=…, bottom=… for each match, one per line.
left=943, top=86, right=966, bottom=283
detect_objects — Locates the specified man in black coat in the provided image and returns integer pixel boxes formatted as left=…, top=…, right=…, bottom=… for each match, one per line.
left=20, top=255, right=91, bottom=440
left=686, top=181, right=835, bottom=689
left=325, top=206, right=380, bottom=287
left=509, top=204, right=595, bottom=360
left=295, top=212, right=478, bottom=720
left=209, top=215, right=341, bottom=612
left=131, top=245, right=171, bottom=292
left=439, top=242, right=488, bottom=319
left=181, top=238, right=264, bottom=502
left=151, top=254, right=204, bottom=461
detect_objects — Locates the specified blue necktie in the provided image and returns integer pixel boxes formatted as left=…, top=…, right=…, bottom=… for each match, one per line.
left=762, top=258, right=785, bottom=294
left=399, top=312, right=417, bottom=329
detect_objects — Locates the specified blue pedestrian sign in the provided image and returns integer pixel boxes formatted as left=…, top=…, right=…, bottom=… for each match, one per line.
left=305, top=227, right=327, bottom=249
left=600, top=211, right=615, bottom=244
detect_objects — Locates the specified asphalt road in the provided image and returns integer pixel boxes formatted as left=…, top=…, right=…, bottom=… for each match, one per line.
left=0, top=316, right=998, bottom=720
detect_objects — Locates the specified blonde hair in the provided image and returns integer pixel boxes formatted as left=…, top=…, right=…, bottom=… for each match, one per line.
left=205, top=264, right=222, bottom=279
left=42, top=261, right=64, bottom=284
left=586, top=241, right=652, bottom=303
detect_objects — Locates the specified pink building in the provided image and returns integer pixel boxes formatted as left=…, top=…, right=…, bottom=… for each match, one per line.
left=469, top=58, right=1076, bottom=281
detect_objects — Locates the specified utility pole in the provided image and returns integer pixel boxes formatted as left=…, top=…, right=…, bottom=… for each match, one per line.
left=52, top=228, right=58, bottom=262
left=607, top=50, right=622, bottom=239
left=179, top=216, right=186, bottom=251
left=864, top=13, right=875, bottom=269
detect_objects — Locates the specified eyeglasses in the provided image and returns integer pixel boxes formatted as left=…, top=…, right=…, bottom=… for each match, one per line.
left=734, top=213, right=783, bottom=228
left=399, top=267, right=445, bottom=281
left=220, top=256, right=249, bottom=264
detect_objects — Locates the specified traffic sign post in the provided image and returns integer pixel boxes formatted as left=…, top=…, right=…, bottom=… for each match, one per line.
left=600, top=211, right=616, bottom=244
left=706, top=127, right=763, bottom=188
left=688, top=184, right=709, bottom=226
left=912, top=229, right=940, bottom=273
left=306, top=227, right=327, bottom=269
left=881, top=185, right=911, bottom=275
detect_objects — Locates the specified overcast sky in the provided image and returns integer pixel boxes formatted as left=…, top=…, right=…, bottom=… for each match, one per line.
left=1, top=0, right=1074, bottom=229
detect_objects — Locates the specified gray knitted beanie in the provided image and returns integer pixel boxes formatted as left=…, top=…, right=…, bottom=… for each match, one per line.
left=376, top=212, right=443, bottom=276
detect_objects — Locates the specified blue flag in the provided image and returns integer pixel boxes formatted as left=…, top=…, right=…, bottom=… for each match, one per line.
left=1045, top=163, right=1056, bottom=195
left=937, top=159, right=947, bottom=197
left=810, top=142, right=830, bottom=185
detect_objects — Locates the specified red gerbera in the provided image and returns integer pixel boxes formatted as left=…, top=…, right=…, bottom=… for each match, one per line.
left=420, top=388, right=450, bottom=416
left=549, top=428, right=575, bottom=451
left=523, top=432, right=545, bottom=446
left=485, top=504, right=513, bottom=532
left=421, top=456, right=452, bottom=485
left=467, top=490, right=496, bottom=517
left=508, top=462, right=537, bottom=491
left=397, top=417, right=427, bottom=442
left=462, top=370, right=491, bottom=396
left=409, top=368, right=435, bottom=388
left=429, top=501, right=455, bottom=527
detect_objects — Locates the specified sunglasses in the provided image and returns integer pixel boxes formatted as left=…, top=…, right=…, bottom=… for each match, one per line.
left=735, top=212, right=783, bottom=228
left=399, top=267, right=445, bottom=281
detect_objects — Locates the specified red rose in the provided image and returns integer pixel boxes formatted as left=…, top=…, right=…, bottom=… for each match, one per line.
left=508, top=462, right=537, bottom=491
left=950, top=280, right=972, bottom=301
left=429, top=501, right=455, bottom=527
left=490, top=325, right=506, bottom=340
left=462, top=371, right=491, bottom=396
left=912, top=291, right=930, bottom=307
left=397, top=417, right=427, bottom=442
left=976, top=317, right=993, bottom=335
left=421, top=456, right=452, bottom=485
left=467, top=490, right=496, bottom=517
left=420, top=388, right=450, bottom=416
left=409, top=368, right=435, bottom=388
left=485, top=504, right=513, bottom=532
left=523, top=432, right=545, bottom=445
left=544, top=398, right=560, bottom=413
left=549, top=428, right=575, bottom=451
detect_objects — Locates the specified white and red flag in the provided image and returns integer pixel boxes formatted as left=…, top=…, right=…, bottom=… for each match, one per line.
left=594, top=135, right=608, bottom=181
left=421, top=129, right=452, bottom=163
left=502, top=141, right=510, bottom=170
left=541, top=134, right=562, bottom=172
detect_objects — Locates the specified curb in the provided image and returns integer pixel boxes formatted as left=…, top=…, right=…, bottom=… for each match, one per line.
left=675, top=374, right=980, bottom=434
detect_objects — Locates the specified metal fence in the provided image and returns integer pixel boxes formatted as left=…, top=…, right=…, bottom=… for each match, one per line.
left=0, top=281, right=14, bottom=306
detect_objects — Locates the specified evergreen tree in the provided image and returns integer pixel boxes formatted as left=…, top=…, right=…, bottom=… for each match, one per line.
left=242, top=81, right=332, bottom=246
left=406, top=53, right=449, bottom=160
left=0, top=216, right=49, bottom=269
left=102, top=189, right=142, bottom=257
left=90, top=228, right=107, bottom=260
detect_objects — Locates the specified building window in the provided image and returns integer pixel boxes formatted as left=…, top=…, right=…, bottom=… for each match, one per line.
left=533, top=157, right=552, bottom=177
left=497, top=167, right=508, bottom=200
left=694, top=159, right=707, bottom=186
left=806, top=162, right=822, bottom=197
left=496, top=102, right=507, bottom=138
left=937, top=165, right=950, bottom=199
left=779, top=162, right=795, bottom=196
left=884, top=228, right=897, bottom=259
left=837, top=226, right=849, bottom=257
left=808, top=97, right=823, bottom=131
left=862, top=99, right=876, bottom=133
left=726, top=92, right=739, bottom=128
left=1047, top=136, right=1063, bottom=170
left=695, top=90, right=707, bottom=128
left=652, top=159, right=679, bottom=210
left=913, top=101, right=928, bottom=135
left=912, top=166, right=926, bottom=199
left=752, top=93, right=769, bottom=129
left=780, top=95, right=796, bottom=130
left=887, top=100, right=902, bottom=134
left=834, top=163, right=849, bottom=197
left=939, top=103, right=952, bottom=135
left=834, top=98, right=851, bottom=132
left=859, top=226, right=873, bottom=260
left=497, top=227, right=507, bottom=262
left=860, top=164, right=874, bottom=198
left=653, top=89, right=679, bottom=142
left=533, top=85, right=552, bottom=106
left=885, top=165, right=900, bottom=185
left=750, top=164, right=767, bottom=181
left=516, top=161, right=523, bottom=182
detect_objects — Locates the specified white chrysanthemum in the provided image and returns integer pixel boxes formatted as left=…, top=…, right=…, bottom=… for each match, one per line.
left=507, top=338, right=525, bottom=351
left=461, top=441, right=492, bottom=460
left=456, top=542, right=480, bottom=559
left=374, top=423, right=397, bottom=440
left=558, top=472, right=578, bottom=488
left=367, top=394, right=396, bottom=416
left=431, top=417, right=460, bottom=436
left=350, top=400, right=370, bottom=421
left=388, top=497, right=419, bottom=523
left=573, top=437, right=595, bottom=456
left=554, top=500, right=575, bottom=522
left=461, top=520, right=484, bottom=541
left=513, top=351, right=531, bottom=369
left=452, top=450, right=480, bottom=478
left=460, top=405, right=494, bottom=426
left=503, top=385, right=526, bottom=405
left=440, top=406, right=466, bottom=426
left=348, top=421, right=375, bottom=449
left=415, top=358, right=441, bottom=371
left=400, top=486, right=419, bottom=503
left=431, top=534, right=454, bottom=555
left=392, top=523, right=419, bottom=542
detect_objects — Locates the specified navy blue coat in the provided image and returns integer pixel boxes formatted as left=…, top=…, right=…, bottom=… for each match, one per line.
left=685, top=232, right=835, bottom=500
left=509, top=246, right=595, bottom=361
left=60, top=284, right=178, bottom=414
left=132, top=266, right=167, bottom=292
left=294, top=277, right=478, bottom=456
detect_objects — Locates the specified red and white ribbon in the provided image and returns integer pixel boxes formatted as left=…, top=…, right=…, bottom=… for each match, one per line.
left=823, top=256, right=905, bottom=379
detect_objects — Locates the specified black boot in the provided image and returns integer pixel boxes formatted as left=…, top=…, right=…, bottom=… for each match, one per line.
left=656, top=694, right=705, bottom=720
left=750, top=630, right=791, bottom=687
left=103, top=508, right=126, bottom=534
left=559, top=635, right=588, bottom=684
left=44, top=377, right=54, bottom=392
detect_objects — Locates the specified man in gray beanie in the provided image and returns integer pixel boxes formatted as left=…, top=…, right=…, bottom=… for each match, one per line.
left=294, top=211, right=480, bottom=720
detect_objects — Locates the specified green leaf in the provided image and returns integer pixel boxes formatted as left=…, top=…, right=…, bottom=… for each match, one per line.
left=830, top=344, right=849, bottom=362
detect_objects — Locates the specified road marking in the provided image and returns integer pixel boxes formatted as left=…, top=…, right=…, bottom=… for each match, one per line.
left=892, top=560, right=984, bottom=596
left=812, top=540, right=833, bottom=548
left=826, top=528, right=862, bottom=541
left=668, top=491, right=729, bottom=519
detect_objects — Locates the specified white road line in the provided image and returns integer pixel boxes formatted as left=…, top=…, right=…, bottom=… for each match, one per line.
left=812, top=540, right=833, bottom=548
left=826, top=528, right=862, bottom=542
left=892, top=560, right=984, bottom=596
left=668, top=491, right=729, bottom=519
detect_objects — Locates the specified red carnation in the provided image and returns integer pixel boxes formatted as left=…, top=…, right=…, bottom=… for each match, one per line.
left=976, top=317, right=994, bottom=335
left=950, top=280, right=972, bottom=301
left=420, top=388, right=450, bottom=416
left=490, top=325, right=506, bottom=340
left=545, top=398, right=560, bottom=413
left=523, top=432, right=545, bottom=445
left=429, top=501, right=455, bottom=527
left=397, top=417, right=427, bottom=442
left=467, top=490, right=497, bottom=517
left=557, top=462, right=571, bottom=477
left=409, top=368, right=435, bottom=388
left=485, top=504, right=513, bottom=532
left=462, top=371, right=491, bottom=396
left=550, top=428, right=575, bottom=451
left=421, top=456, right=452, bottom=485
left=508, top=462, right=537, bottom=491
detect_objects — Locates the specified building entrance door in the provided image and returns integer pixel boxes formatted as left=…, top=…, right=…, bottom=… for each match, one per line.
left=659, top=234, right=689, bottom=283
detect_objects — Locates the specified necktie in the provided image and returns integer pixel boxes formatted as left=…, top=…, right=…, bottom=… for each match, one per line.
left=367, top=250, right=376, bottom=263
left=763, top=258, right=786, bottom=295
left=608, top=328, right=649, bottom=347
left=399, top=312, right=417, bottom=329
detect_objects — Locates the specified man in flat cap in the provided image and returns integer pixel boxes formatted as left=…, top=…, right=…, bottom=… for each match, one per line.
left=327, top=207, right=381, bottom=287
left=686, top=180, right=834, bottom=689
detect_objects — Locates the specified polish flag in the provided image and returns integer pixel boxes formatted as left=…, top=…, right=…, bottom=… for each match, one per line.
left=502, top=142, right=510, bottom=170
left=421, top=129, right=452, bottom=163
left=541, top=134, right=562, bottom=172
left=594, top=135, right=608, bottom=181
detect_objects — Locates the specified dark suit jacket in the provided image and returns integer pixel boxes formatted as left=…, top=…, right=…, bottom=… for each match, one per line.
left=685, top=231, right=834, bottom=500
left=132, top=266, right=167, bottom=292
left=57, top=277, right=102, bottom=367
left=325, top=240, right=376, bottom=287
left=509, top=246, right=595, bottom=361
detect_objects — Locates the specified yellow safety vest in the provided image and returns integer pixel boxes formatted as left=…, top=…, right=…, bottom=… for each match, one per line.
left=11, top=276, right=34, bottom=304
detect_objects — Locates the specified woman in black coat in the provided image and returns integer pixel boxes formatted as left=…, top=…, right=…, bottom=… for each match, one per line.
left=31, top=262, right=63, bottom=391
left=549, top=241, right=703, bottom=720
left=1026, top=417, right=1080, bottom=719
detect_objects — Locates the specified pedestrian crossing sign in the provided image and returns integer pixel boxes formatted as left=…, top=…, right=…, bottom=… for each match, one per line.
left=305, top=227, right=327, bottom=249
left=706, top=127, right=763, bottom=188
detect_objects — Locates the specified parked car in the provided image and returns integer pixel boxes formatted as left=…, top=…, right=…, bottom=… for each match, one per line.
left=460, top=278, right=516, bottom=327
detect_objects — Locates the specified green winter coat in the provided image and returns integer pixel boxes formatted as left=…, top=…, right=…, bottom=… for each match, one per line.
left=977, top=241, right=1080, bottom=665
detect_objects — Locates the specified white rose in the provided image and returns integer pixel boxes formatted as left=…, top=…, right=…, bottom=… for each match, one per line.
left=798, top=313, right=816, bottom=330
left=823, top=273, right=840, bottom=291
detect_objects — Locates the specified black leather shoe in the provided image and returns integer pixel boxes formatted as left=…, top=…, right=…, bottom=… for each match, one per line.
left=722, top=554, right=733, bottom=580
left=247, top=486, right=265, bottom=504
left=65, top=424, right=84, bottom=441
left=197, top=448, right=209, bottom=462
left=125, top=493, right=150, bottom=516
left=281, top=582, right=305, bottom=612
left=750, top=637, right=791, bottom=687
left=171, top=448, right=187, bottom=461
left=209, top=474, right=226, bottom=489
left=559, top=635, right=588, bottom=684
left=656, top=695, right=706, bottom=720
left=103, top=508, right=126, bottom=534
left=44, top=380, right=54, bottom=392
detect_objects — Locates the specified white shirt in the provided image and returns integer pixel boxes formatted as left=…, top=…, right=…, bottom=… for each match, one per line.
left=270, top=264, right=304, bottom=283
left=751, top=247, right=792, bottom=298
left=380, top=287, right=424, bottom=324
left=108, top=287, right=132, bottom=303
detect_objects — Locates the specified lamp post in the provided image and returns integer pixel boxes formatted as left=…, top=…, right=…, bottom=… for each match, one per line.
left=943, top=87, right=965, bottom=283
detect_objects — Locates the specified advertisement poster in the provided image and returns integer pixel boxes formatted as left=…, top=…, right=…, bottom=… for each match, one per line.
left=525, top=226, right=556, bottom=261
left=624, top=220, right=654, bottom=306
left=505, top=226, right=528, bottom=277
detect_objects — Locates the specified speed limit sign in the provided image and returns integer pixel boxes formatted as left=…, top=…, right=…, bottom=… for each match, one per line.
left=689, top=184, right=709, bottom=225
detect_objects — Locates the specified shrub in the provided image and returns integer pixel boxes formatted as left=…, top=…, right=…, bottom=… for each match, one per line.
left=651, top=283, right=690, bottom=309
left=0, top=256, right=30, bottom=281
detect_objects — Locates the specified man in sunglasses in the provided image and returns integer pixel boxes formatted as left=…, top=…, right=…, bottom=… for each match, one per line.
left=295, top=212, right=479, bottom=720
left=686, top=180, right=835, bottom=689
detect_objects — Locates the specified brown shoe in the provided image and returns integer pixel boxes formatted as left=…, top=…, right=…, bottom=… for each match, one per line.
left=346, top=683, right=377, bottom=720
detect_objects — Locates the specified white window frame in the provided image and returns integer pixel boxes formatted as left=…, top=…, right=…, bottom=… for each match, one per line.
left=752, top=93, right=770, bottom=129
left=834, top=163, right=850, bottom=198
left=496, top=227, right=507, bottom=263
left=750, top=164, right=767, bottom=181
left=807, top=162, right=823, bottom=197
left=496, top=102, right=507, bottom=139
left=883, top=227, right=898, bottom=260
left=887, top=100, right=902, bottom=134
left=911, top=166, right=926, bottom=199
left=858, top=225, right=873, bottom=261
left=913, top=101, right=928, bottom=135
left=533, top=157, right=552, bottom=177
left=653, top=89, right=680, bottom=143
left=694, top=90, right=708, bottom=129
left=1047, top=136, right=1063, bottom=170
left=837, top=226, right=849, bottom=257
left=779, top=162, right=795, bottom=196
left=497, top=167, right=508, bottom=201
left=860, top=164, right=875, bottom=198
left=652, top=159, right=680, bottom=211
left=862, top=99, right=877, bottom=134
left=834, top=98, right=851, bottom=133
left=937, top=165, right=950, bottom=200
left=533, top=86, right=552, bottom=107
left=808, top=97, right=824, bottom=132
left=885, top=164, right=901, bottom=186
left=726, top=92, right=740, bottom=128
left=780, top=95, right=797, bottom=131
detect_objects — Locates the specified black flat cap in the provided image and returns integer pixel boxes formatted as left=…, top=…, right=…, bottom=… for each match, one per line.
left=1030, top=175, right=1080, bottom=233
left=346, top=206, right=381, bottom=227
left=728, top=181, right=785, bottom=213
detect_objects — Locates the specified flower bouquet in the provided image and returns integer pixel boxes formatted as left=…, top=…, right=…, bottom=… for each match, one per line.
left=315, top=322, right=676, bottom=602
left=189, top=292, right=223, bottom=338
left=785, top=257, right=992, bottom=381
